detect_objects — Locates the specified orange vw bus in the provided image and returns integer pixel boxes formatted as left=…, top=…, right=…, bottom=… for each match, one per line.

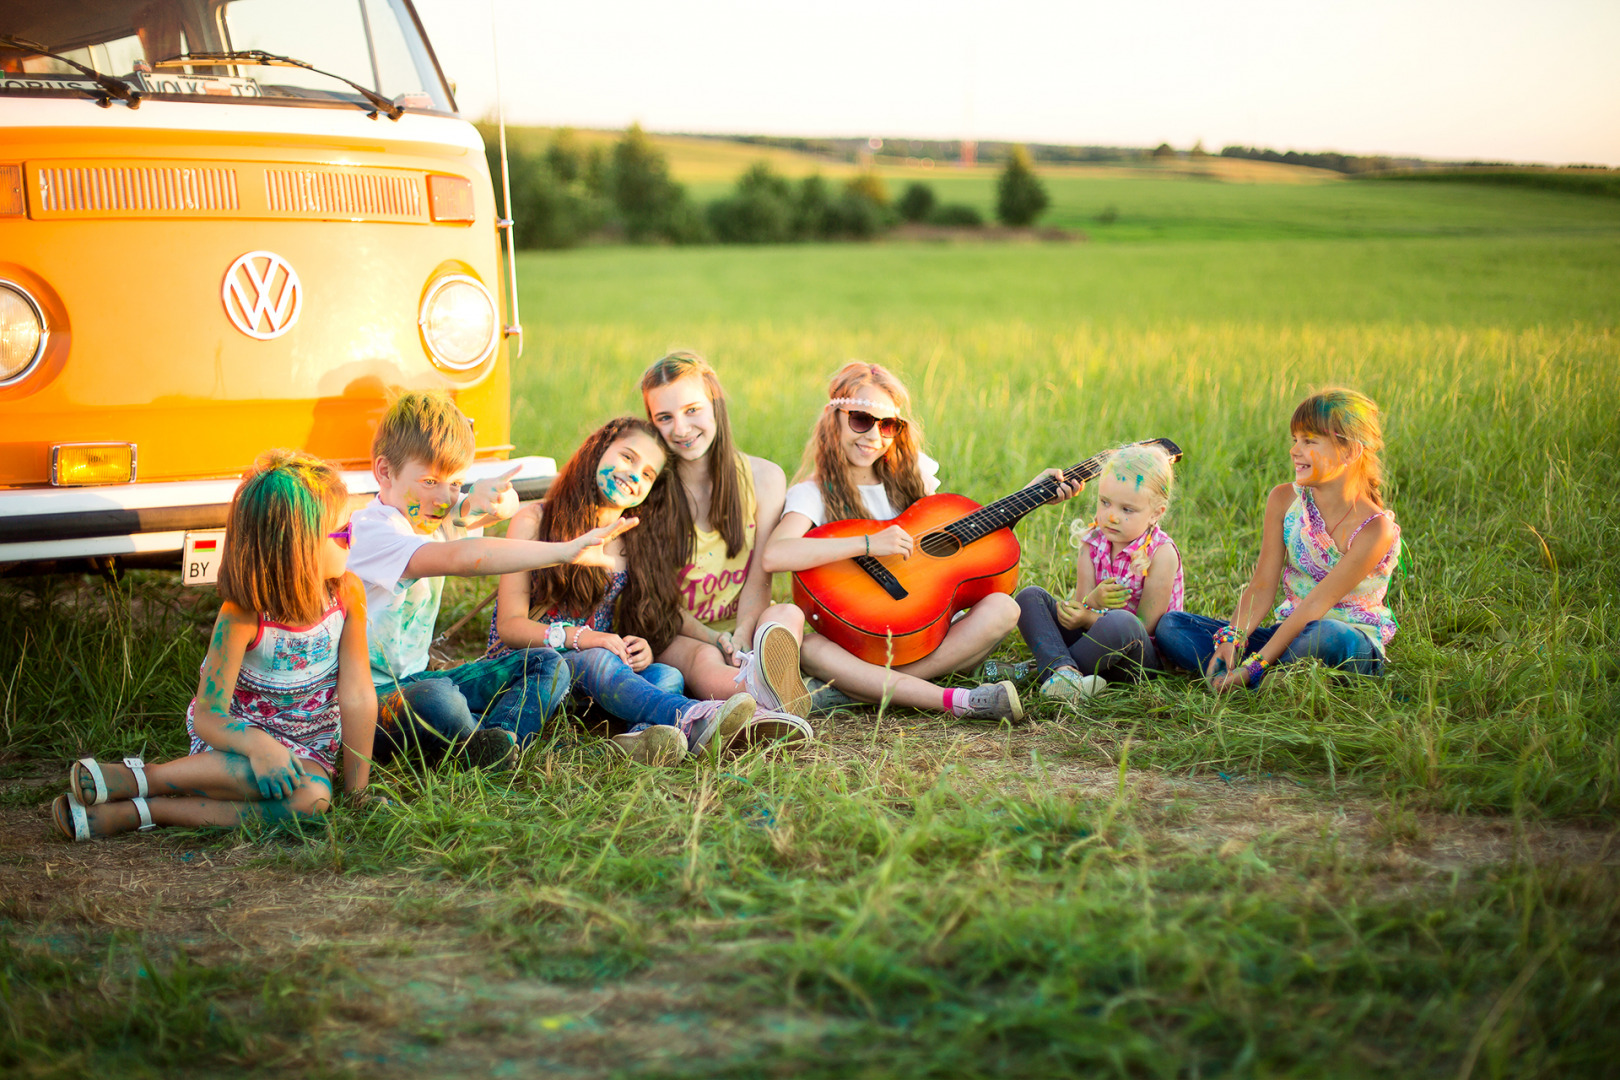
left=0, top=0, right=548, bottom=580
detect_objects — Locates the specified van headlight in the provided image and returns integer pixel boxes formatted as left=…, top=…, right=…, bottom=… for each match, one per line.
left=0, top=281, right=47, bottom=385
left=419, top=274, right=497, bottom=371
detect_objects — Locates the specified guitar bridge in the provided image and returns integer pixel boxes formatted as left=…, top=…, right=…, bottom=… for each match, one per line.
left=854, top=555, right=908, bottom=600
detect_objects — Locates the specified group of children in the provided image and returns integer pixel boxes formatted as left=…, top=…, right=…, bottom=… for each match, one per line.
left=52, top=358, right=1400, bottom=842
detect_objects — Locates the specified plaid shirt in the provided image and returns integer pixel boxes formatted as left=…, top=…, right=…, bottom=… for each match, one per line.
left=1082, top=522, right=1183, bottom=615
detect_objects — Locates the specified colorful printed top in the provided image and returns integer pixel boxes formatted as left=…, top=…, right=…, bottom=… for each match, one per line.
left=485, top=571, right=627, bottom=659
left=1078, top=522, right=1184, bottom=617
left=185, top=599, right=347, bottom=769
left=679, top=452, right=758, bottom=631
left=1274, top=485, right=1401, bottom=647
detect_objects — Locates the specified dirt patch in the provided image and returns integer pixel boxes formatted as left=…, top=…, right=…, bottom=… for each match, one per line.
left=5, top=722, right=1616, bottom=1077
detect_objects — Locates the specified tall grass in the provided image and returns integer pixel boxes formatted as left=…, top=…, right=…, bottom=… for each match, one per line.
left=4, top=181, right=1618, bottom=1076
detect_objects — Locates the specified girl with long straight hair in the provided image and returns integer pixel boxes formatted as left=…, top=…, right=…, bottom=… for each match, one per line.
left=641, top=351, right=814, bottom=718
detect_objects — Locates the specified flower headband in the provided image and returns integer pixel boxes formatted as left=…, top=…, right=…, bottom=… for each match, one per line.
left=826, top=397, right=888, bottom=412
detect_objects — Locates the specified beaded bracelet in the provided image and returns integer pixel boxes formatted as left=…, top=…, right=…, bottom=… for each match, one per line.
left=1213, top=624, right=1245, bottom=648
left=1084, top=603, right=1107, bottom=617
left=1241, top=654, right=1270, bottom=688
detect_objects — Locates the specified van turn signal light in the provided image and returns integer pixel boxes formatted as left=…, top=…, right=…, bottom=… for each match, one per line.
left=0, top=165, right=23, bottom=216
left=51, top=443, right=136, bottom=486
left=427, top=174, right=475, bottom=222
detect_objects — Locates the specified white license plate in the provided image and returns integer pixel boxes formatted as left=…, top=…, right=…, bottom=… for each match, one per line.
left=182, top=529, right=226, bottom=586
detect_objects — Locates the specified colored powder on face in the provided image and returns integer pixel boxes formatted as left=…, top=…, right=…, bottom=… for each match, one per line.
left=596, top=463, right=622, bottom=502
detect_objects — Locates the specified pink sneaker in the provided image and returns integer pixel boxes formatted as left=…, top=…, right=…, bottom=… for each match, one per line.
left=679, top=693, right=757, bottom=758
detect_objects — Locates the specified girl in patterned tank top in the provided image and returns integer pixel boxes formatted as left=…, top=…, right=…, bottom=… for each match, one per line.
left=1156, top=388, right=1401, bottom=691
left=54, top=450, right=380, bottom=841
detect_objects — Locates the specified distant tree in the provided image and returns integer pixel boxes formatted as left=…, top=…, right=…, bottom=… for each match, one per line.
left=546, top=127, right=582, bottom=184
left=897, top=182, right=936, bottom=223
left=995, top=145, right=1049, bottom=226
left=707, top=162, right=795, bottom=243
left=1189, top=139, right=1208, bottom=158
left=608, top=123, right=690, bottom=242
left=480, top=131, right=604, bottom=250
left=1151, top=142, right=1176, bottom=158
left=795, top=174, right=834, bottom=239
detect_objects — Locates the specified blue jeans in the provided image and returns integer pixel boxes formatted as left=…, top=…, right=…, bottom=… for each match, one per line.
left=1015, top=586, right=1161, bottom=682
left=375, top=648, right=572, bottom=762
left=1155, top=611, right=1384, bottom=682
left=567, top=648, right=695, bottom=730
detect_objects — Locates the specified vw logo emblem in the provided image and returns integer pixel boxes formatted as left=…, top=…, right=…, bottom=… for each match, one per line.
left=222, top=251, right=302, bottom=340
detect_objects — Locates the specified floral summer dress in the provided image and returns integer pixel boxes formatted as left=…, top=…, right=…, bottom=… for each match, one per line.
left=185, top=600, right=347, bottom=769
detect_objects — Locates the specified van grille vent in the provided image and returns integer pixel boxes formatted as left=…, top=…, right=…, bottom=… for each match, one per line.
left=36, top=166, right=240, bottom=213
left=265, top=169, right=423, bottom=217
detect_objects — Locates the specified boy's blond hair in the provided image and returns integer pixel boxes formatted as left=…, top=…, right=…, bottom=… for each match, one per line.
left=372, top=390, right=476, bottom=473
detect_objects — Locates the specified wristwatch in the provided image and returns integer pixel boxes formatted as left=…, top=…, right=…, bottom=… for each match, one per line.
left=546, top=623, right=567, bottom=649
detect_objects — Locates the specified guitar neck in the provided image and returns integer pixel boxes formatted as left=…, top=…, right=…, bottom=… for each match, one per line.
left=942, top=437, right=1183, bottom=546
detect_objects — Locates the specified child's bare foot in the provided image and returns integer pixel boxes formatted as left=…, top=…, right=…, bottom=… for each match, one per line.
left=68, top=756, right=150, bottom=804
left=51, top=795, right=153, bottom=841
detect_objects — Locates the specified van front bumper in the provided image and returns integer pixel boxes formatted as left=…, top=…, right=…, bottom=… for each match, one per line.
left=0, top=455, right=555, bottom=572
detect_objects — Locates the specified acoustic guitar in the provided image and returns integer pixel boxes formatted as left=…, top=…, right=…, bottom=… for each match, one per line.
left=792, top=438, right=1183, bottom=666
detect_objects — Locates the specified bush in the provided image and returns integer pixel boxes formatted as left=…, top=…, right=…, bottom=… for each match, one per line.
left=928, top=203, right=983, bottom=227
left=826, top=190, right=884, bottom=239
left=897, top=182, right=936, bottom=223
left=996, top=145, right=1050, bottom=227
left=708, top=190, right=794, bottom=243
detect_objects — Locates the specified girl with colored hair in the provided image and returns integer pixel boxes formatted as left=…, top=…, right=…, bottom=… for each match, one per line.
left=1156, top=388, right=1401, bottom=689
left=1013, top=443, right=1183, bottom=702
left=641, top=351, right=812, bottom=718
left=763, top=362, right=1080, bottom=721
left=55, top=450, right=379, bottom=840
left=489, top=417, right=807, bottom=761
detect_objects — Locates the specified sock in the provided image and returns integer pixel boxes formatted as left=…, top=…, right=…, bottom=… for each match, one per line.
left=944, top=688, right=970, bottom=716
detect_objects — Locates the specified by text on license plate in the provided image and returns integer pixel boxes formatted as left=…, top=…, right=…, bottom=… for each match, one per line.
left=182, top=530, right=226, bottom=586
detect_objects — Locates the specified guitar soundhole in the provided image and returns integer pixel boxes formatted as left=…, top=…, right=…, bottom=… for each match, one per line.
left=919, top=531, right=961, bottom=558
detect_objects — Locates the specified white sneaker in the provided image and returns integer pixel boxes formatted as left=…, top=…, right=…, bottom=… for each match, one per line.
left=1038, top=668, right=1106, bottom=703
left=681, top=693, right=758, bottom=758
left=753, top=622, right=811, bottom=718
left=609, top=724, right=688, bottom=765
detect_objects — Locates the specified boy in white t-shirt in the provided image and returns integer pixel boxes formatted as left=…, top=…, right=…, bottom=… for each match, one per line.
left=347, top=391, right=623, bottom=767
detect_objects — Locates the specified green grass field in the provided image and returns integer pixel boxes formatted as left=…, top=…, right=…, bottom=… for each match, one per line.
left=4, top=173, right=1619, bottom=1077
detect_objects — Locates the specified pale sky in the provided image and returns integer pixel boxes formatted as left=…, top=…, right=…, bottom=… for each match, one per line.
left=413, top=0, right=1620, bottom=167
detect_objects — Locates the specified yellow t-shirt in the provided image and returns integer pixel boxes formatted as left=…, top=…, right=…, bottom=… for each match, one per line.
left=678, top=453, right=758, bottom=631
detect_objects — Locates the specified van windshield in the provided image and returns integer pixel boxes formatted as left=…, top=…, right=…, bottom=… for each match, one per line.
left=0, top=0, right=454, bottom=114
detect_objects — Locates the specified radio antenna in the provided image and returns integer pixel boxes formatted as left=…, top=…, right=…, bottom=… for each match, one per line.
left=490, top=0, right=522, bottom=357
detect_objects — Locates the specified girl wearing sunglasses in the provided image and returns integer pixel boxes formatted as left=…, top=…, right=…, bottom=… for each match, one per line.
left=763, top=362, right=1079, bottom=722
left=54, top=450, right=381, bottom=840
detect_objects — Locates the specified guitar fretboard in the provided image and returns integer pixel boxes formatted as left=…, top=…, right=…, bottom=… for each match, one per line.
left=936, top=437, right=1183, bottom=547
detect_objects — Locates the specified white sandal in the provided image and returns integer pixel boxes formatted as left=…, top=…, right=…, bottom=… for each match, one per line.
left=70, top=756, right=149, bottom=805
left=51, top=792, right=156, bottom=841
left=52, top=793, right=92, bottom=841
